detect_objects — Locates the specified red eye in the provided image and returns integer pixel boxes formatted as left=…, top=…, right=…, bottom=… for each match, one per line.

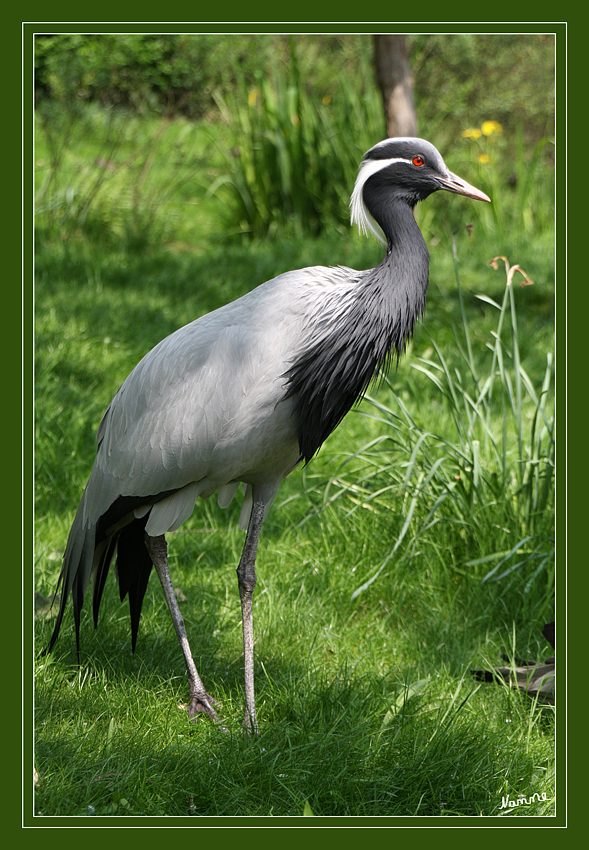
left=413, top=155, right=425, bottom=167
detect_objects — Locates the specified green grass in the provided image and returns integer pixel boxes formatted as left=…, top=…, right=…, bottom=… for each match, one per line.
left=33, top=236, right=555, bottom=818
left=33, top=97, right=555, bottom=818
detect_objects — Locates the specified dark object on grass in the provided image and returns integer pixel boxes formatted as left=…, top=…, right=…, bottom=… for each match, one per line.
left=473, top=622, right=555, bottom=705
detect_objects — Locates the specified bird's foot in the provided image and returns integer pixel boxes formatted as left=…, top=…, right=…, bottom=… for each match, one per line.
left=187, top=691, right=219, bottom=721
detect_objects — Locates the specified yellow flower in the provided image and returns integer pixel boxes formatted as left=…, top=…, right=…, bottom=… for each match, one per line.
left=481, top=120, right=502, bottom=136
left=322, top=95, right=331, bottom=105
left=478, top=153, right=491, bottom=164
left=248, top=90, right=257, bottom=107
left=462, top=128, right=482, bottom=139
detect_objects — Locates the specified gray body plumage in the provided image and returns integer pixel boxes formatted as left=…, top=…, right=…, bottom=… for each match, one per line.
left=46, top=138, right=490, bottom=726
left=52, top=252, right=428, bottom=647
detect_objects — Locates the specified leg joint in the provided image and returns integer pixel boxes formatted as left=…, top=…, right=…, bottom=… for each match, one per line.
left=144, top=532, right=167, bottom=560
left=236, top=570, right=257, bottom=596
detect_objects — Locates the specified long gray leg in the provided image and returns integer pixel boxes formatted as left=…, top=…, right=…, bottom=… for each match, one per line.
left=236, top=500, right=265, bottom=733
left=145, top=533, right=219, bottom=721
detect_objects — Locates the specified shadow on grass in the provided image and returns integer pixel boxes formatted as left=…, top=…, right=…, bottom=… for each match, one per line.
left=34, top=649, right=555, bottom=818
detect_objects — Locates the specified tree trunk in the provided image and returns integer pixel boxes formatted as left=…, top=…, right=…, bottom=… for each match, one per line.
left=373, top=35, right=417, bottom=138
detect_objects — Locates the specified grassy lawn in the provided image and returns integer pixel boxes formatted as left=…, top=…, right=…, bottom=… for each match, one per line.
left=32, top=93, right=556, bottom=819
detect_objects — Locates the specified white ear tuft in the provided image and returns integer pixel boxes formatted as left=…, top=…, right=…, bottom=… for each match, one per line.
left=350, top=160, right=386, bottom=244
left=350, top=156, right=410, bottom=244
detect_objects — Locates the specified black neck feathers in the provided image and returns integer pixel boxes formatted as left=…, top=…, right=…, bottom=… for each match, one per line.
left=284, top=203, right=429, bottom=464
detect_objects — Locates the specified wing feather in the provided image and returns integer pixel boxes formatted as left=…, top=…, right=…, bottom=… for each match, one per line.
left=47, top=265, right=351, bottom=653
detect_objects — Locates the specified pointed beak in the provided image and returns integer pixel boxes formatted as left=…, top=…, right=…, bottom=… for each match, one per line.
left=437, top=170, right=491, bottom=203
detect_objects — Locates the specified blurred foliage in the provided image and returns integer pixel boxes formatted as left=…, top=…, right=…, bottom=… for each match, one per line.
left=34, top=33, right=371, bottom=119
left=210, top=39, right=385, bottom=238
left=35, top=32, right=555, bottom=140
left=34, top=32, right=555, bottom=243
left=409, top=34, right=555, bottom=150
left=36, top=33, right=217, bottom=117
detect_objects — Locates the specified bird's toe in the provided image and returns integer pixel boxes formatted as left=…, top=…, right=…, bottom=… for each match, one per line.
left=187, top=691, right=219, bottom=721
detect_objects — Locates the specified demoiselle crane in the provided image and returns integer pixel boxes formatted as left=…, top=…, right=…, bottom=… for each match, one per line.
left=45, top=138, right=490, bottom=732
